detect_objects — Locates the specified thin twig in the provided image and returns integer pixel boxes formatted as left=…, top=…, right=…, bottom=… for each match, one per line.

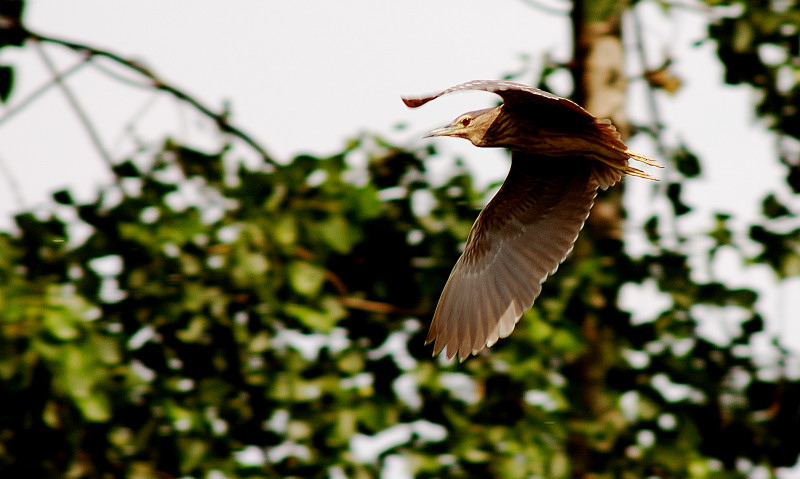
left=629, top=5, right=683, bottom=244
left=32, top=40, right=114, bottom=168
left=24, top=28, right=276, bottom=165
left=630, top=7, right=671, bottom=171
left=339, top=297, right=422, bottom=316
left=111, top=93, right=159, bottom=153
left=85, top=58, right=159, bottom=91
left=0, top=57, right=90, bottom=129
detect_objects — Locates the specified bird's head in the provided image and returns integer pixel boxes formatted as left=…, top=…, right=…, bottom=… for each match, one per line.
left=423, top=107, right=501, bottom=147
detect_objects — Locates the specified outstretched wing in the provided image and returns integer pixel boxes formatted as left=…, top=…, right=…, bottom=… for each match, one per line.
left=402, top=80, right=595, bottom=128
left=427, top=153, right=599, bottom=361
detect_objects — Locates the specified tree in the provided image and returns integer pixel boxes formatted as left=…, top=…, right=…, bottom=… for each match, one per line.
left=1, top=1, right=799, bottom=478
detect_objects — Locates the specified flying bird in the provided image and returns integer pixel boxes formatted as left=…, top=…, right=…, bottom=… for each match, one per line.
left=402, top=80, right=661, bottom=361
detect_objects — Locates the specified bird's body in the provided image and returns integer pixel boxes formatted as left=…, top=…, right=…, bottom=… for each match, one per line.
left=402, top=80, right=661, bottom=361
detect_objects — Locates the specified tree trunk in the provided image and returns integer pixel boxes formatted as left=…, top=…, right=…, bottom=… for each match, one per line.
left=568, top=1, right=630, bottom=477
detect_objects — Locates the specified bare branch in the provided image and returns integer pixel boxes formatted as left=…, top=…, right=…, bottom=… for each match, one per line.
left=33, top=40, right=115, bottom=168
left=339, top=297, right=422, bottom=316
left=0, top=57, right=90, bottom=129
left=24, top=28, right=277, bottom=166
left=629, top=4, right=684, bottom=244
left=110, top=93, right=159, bottom=153
left=629, top=7, right=671, bottom=172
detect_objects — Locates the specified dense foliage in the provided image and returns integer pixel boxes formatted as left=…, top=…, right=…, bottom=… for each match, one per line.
left=1, top=1, right=799, bottom=478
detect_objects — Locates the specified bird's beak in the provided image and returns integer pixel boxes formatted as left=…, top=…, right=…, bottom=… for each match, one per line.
left=423, top=124, right=458, bottom=138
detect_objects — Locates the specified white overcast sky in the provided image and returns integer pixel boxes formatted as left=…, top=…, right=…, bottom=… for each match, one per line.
left=1, top=1, right=799, bottom=356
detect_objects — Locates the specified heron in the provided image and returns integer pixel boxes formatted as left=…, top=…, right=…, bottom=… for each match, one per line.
left=402, top=80, right=661, bottom=361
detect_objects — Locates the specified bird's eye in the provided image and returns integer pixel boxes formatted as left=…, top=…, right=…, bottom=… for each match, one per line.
left=460, top=117, right=472, bottom=127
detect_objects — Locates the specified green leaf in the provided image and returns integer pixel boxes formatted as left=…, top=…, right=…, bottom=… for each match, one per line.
left=733, top=18, right=754, bottom=52
left=348, top=185, right=383, bottom=220
left=76, top=392, right=112, bottom=422
left=318, top=215, right=359, bottom=254
left=644, top=215, right=660, bottom=244
left=709, top=213, right=732, bottom=246
left=283, top=297, right=345, bottom=332
left=337, top=350, right=365, bottom=374
left=42, top=286, right=95, bottom=340
left=178, top=438, right=209, bottom=474
left=171, top=143, right=224, bottom=184
left=62, top=345, right=97, bottom=398
left=93, top=335, right=122, bottom=365
left=780, top=253, right=800, bottom=277
left=176, top=316, right=209, bottom=343
left=550, top=329, right=582, bottom=354
left=0, top=65, right=12, bottom=103
left=111, top=160, right=142, bottom=178
left=231, top=251, right=270, bottom=286
left=672, top=143, right=701, bottom=178
left=526, top=315, right=553, bottom=342
left=637, top=395, right=662, bottom=421
left=762, top=194, right=791, bottom=219
left=248, top=331, right=271, bottom=353
left=273, top=214, right=298, bottom=246
left=52, top=189, right=74, bottom=205
left=43, top=309, right=81, bottom=340
left=666, top=183, right=691, bottom=216
left=284, top=303, right=335, bottom=332
left=288, top=261, right=326, bottom=297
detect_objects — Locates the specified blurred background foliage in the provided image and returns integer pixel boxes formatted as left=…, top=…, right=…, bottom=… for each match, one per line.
left=1, top=0, right=800, bottom=478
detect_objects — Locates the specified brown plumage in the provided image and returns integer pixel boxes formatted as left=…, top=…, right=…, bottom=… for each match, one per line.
left=402, top=80, right=662, bottom=361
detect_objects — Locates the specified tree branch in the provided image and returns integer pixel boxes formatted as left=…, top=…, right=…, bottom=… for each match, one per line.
left=629, top=6, right=672, bottom=172
left=339, top=297, right=422, bottom=316
left=33, top=40, right=115, bottom=168
left=0, top=57, right=90, bottom=129
left=629, top=5, right=683, bottom=242
left=3, top=19, right=277, bottom=167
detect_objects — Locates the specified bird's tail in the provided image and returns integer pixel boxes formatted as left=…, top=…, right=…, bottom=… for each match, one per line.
left=626, top=149, right=663, bottom=168
left=592, top=119, right=663, bottom=181
left=622, top=149, right=663, bottom=181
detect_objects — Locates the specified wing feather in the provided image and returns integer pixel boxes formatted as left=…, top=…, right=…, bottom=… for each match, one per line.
left=405, top=80, right=661, bottom=360
left=428, top=153, right=601, bottom=360
left=402, top=80, right=595, bottom=128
